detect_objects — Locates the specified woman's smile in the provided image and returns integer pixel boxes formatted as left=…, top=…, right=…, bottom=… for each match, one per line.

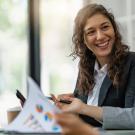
left=95, top=40, right=109, bottom=48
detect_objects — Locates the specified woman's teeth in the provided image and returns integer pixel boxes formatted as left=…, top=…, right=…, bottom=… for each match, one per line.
left=97, top=41, right=109, bottom=47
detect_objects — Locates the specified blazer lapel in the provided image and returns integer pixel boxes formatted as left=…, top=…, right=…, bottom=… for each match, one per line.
left=98, top=75, right=112, bottom=106
left=81, top=94, right=88, bottom=103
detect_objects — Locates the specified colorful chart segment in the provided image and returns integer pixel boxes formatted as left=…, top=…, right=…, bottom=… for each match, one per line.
left=35, top=104, right=60, bottom=131
left=36, top=104, right=43, bottom=113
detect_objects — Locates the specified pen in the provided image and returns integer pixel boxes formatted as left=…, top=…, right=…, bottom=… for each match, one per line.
left=47, top=96, right=72, bottom=104
left=16, top=90, right=26, bottom=104
left=16, top=89, right=71, bottom=104
left=57, top=99, right=72, bottom=104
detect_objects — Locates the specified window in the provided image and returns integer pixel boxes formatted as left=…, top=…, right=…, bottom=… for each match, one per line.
left=40, top=0, right=83, bottom=95
left=0, top=0, right=28, bottom=126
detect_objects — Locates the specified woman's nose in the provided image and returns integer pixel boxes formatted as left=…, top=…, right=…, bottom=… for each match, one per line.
left=96, top=30, right=105, bottom=40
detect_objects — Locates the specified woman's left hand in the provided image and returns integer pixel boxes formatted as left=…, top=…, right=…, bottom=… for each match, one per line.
left=55, top=113, right=99, bottom=135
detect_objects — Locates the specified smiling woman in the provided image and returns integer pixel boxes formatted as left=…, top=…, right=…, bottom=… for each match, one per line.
left=71, top=4, right=129, bottom=96
left=55, top=3, right=135, bottom=127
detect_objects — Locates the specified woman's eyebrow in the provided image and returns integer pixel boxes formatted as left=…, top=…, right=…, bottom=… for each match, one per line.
left=101, top=21, right=111, bottom=26
left=84, top=27, right=94, bottom=32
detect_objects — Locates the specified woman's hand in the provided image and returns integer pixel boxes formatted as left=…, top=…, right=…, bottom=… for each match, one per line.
left=56, top=97, right=85, bottom=114
left=55, top=113, right=99, bottom=135
left=57, top=93, right=74, bottom=101
left=51, top=93, right=86, bottom=114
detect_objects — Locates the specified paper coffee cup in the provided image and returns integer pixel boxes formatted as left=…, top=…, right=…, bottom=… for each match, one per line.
left=7, top=106, right=21, bottom=124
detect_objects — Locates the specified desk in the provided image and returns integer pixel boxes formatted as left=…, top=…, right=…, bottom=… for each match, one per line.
left=1, top=130, right=135, bottom=135
left=0, top=132, right=60, bottom=135
left=106, top=130, right=135, bottom=135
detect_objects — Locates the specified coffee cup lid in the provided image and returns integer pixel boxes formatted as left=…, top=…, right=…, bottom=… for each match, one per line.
left=7, top=106, right=21, bottom=112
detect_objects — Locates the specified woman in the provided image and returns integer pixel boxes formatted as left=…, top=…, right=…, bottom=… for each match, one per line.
left=55, top=4, right=135, bottom=126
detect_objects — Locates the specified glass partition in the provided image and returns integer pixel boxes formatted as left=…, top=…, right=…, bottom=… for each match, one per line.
left=40, top=0, right=83, bottom=95
left=91, top=0, right=127, bottom=17
left=132, top=20, right=135, bottom=50
left=132, top=0, right=135, bottom=14
left=0, top=0, right=28, bottom=126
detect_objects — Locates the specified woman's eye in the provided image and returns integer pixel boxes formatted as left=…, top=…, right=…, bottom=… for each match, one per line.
left=102, top=25, right=109, bottom=30
left=86, top=30, right=95, bottom=36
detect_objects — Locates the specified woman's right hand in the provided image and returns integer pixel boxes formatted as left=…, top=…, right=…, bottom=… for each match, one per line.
left=54, top=97, right=85, bottom=114
left=61, top=98, right=85, bottom=114
left=51, top=93, right=86, bottom=114
left=57, top=93, right=74, bottom=101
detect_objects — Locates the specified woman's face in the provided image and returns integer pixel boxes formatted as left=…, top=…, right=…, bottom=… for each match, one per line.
left=83, top=13, right=115, bottom=61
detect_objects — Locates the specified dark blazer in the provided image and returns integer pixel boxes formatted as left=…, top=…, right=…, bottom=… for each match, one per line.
left=73, top=52, right=135, bottom=126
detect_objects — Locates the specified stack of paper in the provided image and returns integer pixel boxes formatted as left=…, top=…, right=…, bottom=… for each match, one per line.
left=4, top=77, right=61, bottom=133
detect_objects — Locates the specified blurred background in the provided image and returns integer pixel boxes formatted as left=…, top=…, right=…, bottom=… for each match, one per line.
left=0, top=0, right=135, bottom=126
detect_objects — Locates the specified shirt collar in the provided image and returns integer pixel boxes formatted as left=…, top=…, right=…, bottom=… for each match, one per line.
left=94, top=60, right=107, bottom=74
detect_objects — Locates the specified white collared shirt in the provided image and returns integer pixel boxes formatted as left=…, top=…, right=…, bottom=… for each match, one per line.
left=87, top=61, right=107, bottom=106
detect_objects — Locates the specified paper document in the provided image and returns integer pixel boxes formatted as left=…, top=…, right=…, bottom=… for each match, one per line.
left=4, top=77, right=61, bottom=133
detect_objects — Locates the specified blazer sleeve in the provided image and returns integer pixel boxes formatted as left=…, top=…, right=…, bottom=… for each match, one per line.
left=125, top=52, right=135, bottom=107
left=125, top=64, right=135, bottom=107
left=102, top=107, right=135, bottom=129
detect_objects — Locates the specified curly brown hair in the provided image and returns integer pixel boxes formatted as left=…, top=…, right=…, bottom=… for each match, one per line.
left=71, top=4, right=129, bottom=95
